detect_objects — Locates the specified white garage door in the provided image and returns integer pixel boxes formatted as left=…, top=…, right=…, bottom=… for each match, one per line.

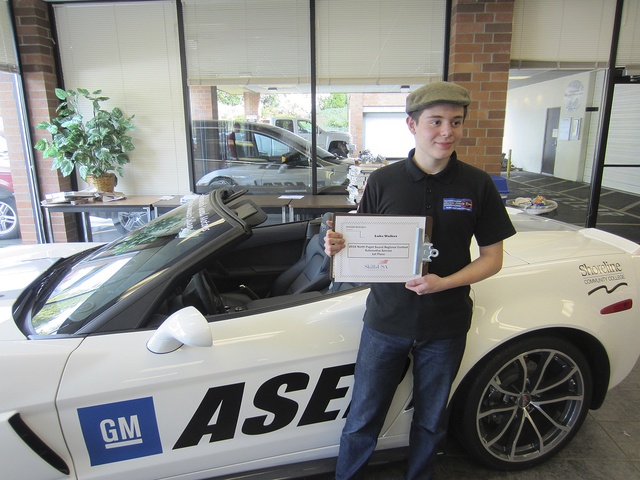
left=363, top=112, right=414, bottom=159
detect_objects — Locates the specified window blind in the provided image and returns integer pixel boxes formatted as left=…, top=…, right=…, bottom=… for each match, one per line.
left=182, top=0, right=311, bottom=87
left=315, top=0, right=445, bottom=89
left=603, top=84, right=640, bottom=194
left=0, top=0, right=19, bottom=73
left=617, top=0, right=640, bottom=68
left=511, top=0, right=615, bottom=68
left=53, top=1, right=189, bottom=195
left=181, top=0, right=445, bottom=90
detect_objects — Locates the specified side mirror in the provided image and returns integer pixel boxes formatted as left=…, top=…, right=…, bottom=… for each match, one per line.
left=147, top=306, right=213, bottom=354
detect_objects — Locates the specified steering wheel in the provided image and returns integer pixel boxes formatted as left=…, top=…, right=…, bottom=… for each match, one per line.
left=193, top=270, right=225, bottom=314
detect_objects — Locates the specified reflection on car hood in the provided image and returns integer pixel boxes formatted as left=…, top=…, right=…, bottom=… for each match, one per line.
left=0, top=243, right=100, bottom=302
left=504, top=210, right=640, bottom=263
left=0, top=243, right=100, bottom=339
left=504, top=230, right=635, bottom=264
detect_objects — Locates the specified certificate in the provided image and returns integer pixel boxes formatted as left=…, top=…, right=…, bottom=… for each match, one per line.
left=331, top=214, right=436, bottom=283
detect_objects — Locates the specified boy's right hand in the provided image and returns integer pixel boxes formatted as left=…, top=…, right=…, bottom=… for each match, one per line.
left=324, top=220, right=345, bottom=256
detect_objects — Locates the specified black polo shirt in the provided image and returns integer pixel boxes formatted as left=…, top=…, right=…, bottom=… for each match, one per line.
left=358, top=150, right=516, bottom=341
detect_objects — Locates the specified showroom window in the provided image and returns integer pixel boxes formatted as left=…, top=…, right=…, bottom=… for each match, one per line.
left=315, top=0, right=445, bottom=161
left=182, top=0, right=446, bottom=195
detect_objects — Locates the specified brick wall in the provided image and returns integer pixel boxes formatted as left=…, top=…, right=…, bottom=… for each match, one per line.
left=244, top=92, right=260, bottom=118
left=11, top=0, right=78, bottom=242
left=190, top=86, right=218, bottom=120
left=449, top=0, right=514, bottom=174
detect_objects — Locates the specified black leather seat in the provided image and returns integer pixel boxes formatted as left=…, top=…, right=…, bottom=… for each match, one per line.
left=220, top=213, right=333, bottom=312
left=268, top=212, right=333, bottom=296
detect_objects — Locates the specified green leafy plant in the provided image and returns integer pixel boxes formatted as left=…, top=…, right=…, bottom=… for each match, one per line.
left=35, top=88, right=135, bottom=180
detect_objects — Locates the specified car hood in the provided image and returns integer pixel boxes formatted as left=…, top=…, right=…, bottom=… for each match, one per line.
left=0, top=243, right=100, bottom=340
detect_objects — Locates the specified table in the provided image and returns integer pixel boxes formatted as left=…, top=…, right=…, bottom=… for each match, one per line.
left=288, top=195, right=357, bottom=221
left=153, top=195, right=292, bottom=223
left=153, top=194, right=353, bottom=224
left=41, top=195, right=164, bottom=242
left=41, top=194, right=355, bottom=242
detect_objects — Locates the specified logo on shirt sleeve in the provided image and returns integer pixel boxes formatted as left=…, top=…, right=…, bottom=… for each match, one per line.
left=443, top=198, right=473, bottom=211
left=77, top=397, right=163, bottom=466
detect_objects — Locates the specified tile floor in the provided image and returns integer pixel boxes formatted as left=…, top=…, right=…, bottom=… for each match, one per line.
left=306, top=171, right=640, bottom=480
left=505, top=170, right=640, bottom=244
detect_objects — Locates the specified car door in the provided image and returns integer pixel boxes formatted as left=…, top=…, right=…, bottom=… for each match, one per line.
left=55, top=290, right=413, bottom=480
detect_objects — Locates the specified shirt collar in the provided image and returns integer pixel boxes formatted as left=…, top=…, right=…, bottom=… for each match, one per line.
left=404, top=149, right=458, bottom=184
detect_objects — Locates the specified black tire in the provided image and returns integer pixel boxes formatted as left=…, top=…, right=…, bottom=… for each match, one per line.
left=454, top=336, right=592, bottom=470
left=0, top=195, right=20, bottom=239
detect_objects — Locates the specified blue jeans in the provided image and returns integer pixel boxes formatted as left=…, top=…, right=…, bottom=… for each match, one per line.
left=335, top=324, right=466, bottom=480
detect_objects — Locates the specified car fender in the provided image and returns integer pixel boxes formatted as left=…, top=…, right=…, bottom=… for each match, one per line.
left=0, top=243, right=103, bottom=340
left=0, top=338, right=83, bottom=479
left=454, top=256, right=640, bottom=398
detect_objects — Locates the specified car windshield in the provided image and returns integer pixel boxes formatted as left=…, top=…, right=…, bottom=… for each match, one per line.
left=26, top=192, right=252, bottom=336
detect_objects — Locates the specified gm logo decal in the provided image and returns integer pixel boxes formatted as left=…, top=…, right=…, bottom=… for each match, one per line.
left=77, top=397, right=162, bottom=466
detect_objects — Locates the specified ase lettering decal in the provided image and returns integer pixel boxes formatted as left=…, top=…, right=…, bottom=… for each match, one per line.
left=174, top=364, right=355, bottom=449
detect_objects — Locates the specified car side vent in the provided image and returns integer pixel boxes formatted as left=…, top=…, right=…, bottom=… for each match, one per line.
left=8, top=413, right=70, bottom=475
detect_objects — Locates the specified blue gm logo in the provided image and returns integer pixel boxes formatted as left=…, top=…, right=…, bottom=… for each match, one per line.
left=78, top=397, right=163, bottom=466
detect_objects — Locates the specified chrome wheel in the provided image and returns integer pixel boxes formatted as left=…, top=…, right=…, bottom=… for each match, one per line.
left=0, top=196, right=19, bottom=239
left=455, top=337, right=592, bottom=470
left=210, top=177, right=236, bottom=188
left=112, top=211, right=149, bottom=233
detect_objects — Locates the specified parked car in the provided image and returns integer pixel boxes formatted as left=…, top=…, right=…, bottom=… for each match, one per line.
left=0, top=166, right=20, bottom=240
left=1, top=188, right=639, bottom=480
left=268, top=117, right=354, bottom=157
left=192, top=120, right=350, bottom=194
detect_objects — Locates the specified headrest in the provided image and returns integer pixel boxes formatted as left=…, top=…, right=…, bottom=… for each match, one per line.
left=317, top=212, right=333, bottom=247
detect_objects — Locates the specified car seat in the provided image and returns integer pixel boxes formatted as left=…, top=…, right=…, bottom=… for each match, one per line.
left=220, top=212, right=333, bottom=312
left=267, top=211, right=333, bottom=296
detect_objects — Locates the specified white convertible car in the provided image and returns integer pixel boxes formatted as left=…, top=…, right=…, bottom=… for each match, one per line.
left=1, top=189, right=639, bottom=480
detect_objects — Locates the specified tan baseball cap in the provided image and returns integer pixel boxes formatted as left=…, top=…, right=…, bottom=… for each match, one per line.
left=405, top=81, right=471, bottom=114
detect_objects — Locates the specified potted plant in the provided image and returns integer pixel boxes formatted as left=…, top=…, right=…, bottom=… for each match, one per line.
left=35, top=88, right=135, bottom=192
